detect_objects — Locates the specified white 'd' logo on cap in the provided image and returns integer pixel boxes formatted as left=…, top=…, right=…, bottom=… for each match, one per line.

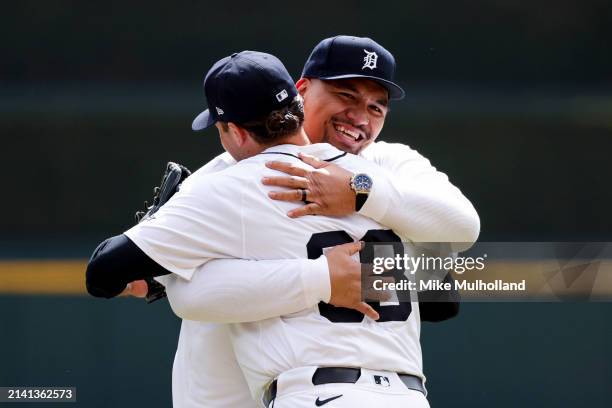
left=362, top=49, right=378, bottom=70
left=276, top=89, right=288, bottom=102
left=216, top=107, right=224, bottom=115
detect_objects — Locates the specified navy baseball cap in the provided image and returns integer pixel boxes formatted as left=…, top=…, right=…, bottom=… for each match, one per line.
left=302, top=35, right=405, bottom=100
left=192, top=51, right=298, bottom=131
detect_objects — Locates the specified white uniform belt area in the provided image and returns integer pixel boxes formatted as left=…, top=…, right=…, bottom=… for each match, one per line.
left=262, top=366, right=426, bottom=407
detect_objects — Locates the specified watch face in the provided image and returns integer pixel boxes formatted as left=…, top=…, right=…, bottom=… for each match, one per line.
left=353, top=174, right=373, bottom=191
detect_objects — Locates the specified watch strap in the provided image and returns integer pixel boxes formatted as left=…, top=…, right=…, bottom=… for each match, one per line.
left=355, top=192, right=368, bottom=211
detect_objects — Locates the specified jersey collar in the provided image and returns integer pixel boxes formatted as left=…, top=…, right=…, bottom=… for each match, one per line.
left=260, top=143, right=347, bottom=162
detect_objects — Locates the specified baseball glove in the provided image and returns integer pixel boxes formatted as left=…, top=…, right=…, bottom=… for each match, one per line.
left=135, top=162, right=192, bottom=303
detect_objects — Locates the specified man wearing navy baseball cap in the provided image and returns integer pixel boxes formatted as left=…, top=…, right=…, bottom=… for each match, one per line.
left=161, top=49, right=438, bottom=408
left=294, top=35, right=406, bottom=156
left=89, top=48, right=452, bottom=408
left=191, top=51, right=298, bottom=133
left=189, top=50, right=304, bottom=161
left=166, top=37, right=478, bottom=408
left=106, top=37, right=479, bottom=408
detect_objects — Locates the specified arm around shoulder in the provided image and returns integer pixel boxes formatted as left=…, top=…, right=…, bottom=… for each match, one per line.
left=360, top=141, right=480, bottom=251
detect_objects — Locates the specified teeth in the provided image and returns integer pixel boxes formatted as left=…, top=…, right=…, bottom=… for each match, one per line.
left=334, top=124, right=360, bottom=140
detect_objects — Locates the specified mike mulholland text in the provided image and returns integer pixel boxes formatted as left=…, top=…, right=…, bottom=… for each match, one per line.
left=373, top=279, right=527, bottom=292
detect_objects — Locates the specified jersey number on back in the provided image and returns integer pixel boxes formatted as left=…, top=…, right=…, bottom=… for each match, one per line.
left=306, top=229, right=412, bottom=323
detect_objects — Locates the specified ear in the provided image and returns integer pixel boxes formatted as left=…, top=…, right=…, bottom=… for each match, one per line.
left=296, top=77, right=310, bottom=96
left=227, top=122, right=251, bottom=146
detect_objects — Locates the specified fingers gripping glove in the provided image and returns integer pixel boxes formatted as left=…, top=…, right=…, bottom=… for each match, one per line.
left=135, top=162, right=192, bottom=303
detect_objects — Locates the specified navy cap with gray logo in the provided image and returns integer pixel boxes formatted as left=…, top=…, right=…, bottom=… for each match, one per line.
left=302, top=35, right=405, bottom=100
left=192, top=51, right=298, bottom=131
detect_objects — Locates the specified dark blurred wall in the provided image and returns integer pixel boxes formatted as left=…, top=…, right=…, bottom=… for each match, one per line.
left=3, top=1, right=611, bottom=84
left=2, top=1, right=611, bottom=246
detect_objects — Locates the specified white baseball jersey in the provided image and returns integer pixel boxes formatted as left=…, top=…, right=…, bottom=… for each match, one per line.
left=129, top=141, right=480, bottom=407
left=126, top=143, right=433, bottom=403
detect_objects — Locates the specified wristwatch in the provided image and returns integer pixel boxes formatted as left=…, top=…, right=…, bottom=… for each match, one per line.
left=349, top=173, right=373, bottom=211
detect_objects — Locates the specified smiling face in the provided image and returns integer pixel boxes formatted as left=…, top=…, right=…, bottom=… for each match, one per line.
left=297, top=77, right=389, bottom=154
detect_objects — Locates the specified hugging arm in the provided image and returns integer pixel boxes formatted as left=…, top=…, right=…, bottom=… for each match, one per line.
left=165, top=257, right=330, bottom=323
left=86, top=234, right=171, bottom=298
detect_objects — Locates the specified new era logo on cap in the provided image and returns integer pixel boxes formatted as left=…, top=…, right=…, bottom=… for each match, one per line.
left=215, top=107, right=224, bottom=115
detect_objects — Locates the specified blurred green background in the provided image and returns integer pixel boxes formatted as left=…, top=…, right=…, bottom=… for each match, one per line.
left=1, top=1, right=611, bottom=407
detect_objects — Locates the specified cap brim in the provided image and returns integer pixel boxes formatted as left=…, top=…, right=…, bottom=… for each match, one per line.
left=192, top=109, right=216, bottom=131
left=318, top=74, right=405, bottom=100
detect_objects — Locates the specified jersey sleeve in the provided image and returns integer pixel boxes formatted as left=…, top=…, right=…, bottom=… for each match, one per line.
left=164, top=256, right=330, bottom=323
left=359, top=141, right=480, bottom=251
left=124, top=173, right=244, bottom=281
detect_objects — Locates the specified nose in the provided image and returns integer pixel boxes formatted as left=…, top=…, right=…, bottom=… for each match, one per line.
left=345, top=105, right=369, bottom=127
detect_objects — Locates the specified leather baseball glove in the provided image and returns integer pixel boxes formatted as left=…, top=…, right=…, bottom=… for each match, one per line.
left=135, top=162, right=192, bottom=303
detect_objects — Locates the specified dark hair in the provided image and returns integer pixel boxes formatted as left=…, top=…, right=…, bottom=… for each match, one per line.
left=238, top=96, right=305, bottom=144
